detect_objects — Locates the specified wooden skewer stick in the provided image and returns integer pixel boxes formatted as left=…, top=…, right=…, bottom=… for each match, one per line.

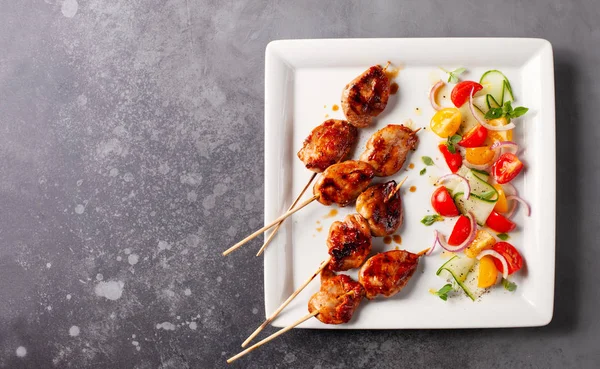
left=242, top=256, right=332, bottom=347
left=383, top=60, right=391, bottom=71
left=256, top=173, right=318, bottom=257
left=386, top=176, right=408, bottom=203
left=227, top=310, right=319, bottom=364
left=223, top=195, right=318, bottom=256
left=416, top=247, right=430, bottom=257
left=413, top=127, right=422, bottom=134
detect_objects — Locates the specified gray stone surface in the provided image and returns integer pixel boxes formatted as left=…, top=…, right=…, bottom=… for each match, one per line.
left=0, top=0, right=598, bottom=368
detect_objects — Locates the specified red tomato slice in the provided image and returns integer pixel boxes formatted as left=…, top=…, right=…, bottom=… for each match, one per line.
left=438, top=144, right=462, bottom=173
left=451, top=81, right=483, bottom=107
left=492, top=242, right=523, bottom=275
left=448, top=215, right=471, bottom=245
left=492, top=153, right=524, bottom=184
left=458, top=125, right=488, bottom=148
left=485, top=211, right=516, bottom=233
left=431, top=186, right=459, bottom=217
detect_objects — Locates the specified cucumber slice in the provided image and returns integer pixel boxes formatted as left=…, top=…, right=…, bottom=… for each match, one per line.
left=502, top=80, right=514, bottom=104
left=486, top=94, right=501, bottom=109
left=470, top=168, right=490, bottom=182
left=461, top=260, right=487, bottom=300
left=447, top=167, right=497, bottom=202
left=473, top=95, right=489, bottom=114
left=480, top=70, right=508, bottom=106
left=457, top=103, right=480, bottom=135
left=436, top=255, right=478, bottom=301
left=453, top=192, right=496, bottom=226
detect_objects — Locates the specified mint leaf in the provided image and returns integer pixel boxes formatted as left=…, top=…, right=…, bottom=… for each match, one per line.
left=434, top=283, right=453, bottom=301
left=422, top=156, right=435, bottom=166
left=446, top=142, right=456, bottom=154
left=479, top=190, right=496, bottom=200
left=440, top=67, right=466, bottom=83
left=450, top=134, right=462, bottom=144
left=452, top=67, right=467, bottom=76
left=510, top=107, right=529, bottom=118
left=421, top=214, right=443, bottom=226
left=420, top=168, right=426, bottom=176
left=502, top=278, right=517, bottom=292
left=497, top=233, right=509, bottom=241
left=484, top=108, right=503, bottom=120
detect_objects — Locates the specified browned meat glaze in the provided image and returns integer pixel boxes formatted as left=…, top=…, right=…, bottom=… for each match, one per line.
left=297, top=119, right=358, bottom=173
left=313, top=160, right=375, bottom=206
left=358, top=250, right=420, bottom=300
left=308, top=269, right=365, bottom=325
left=326, top=214, right=372, bottom=271
left=360, top=124, right=419, bottom=177
left=355, top=181, right=403, bottom=237
left=341, top=65, right=391, bottom=128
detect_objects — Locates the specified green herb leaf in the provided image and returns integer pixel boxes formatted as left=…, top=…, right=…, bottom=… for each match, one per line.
left=452, top=67, right=467, bottom=76
left=502, top=278, right=517, bottom=292
left=510, top=106, right=529, bottom=118
left=497, top=233, right=509, bottom=241
left=446, top=143, right=456, bottom=154
left=502, top=101, right=513, bottom=115
left=440, top=67, right=466, bottom=83
left=422, top=156, right=435, bottom=166
left=479, top=190, right=496, bottom=200
left=484, top=108, right=503, bottom=120
left=421, top=214, right=443, bottom=226
left=420, top=168, right=426, bottom=176
left=434, top=283, right=453, bottom=301
left=450, top=134, right=462, bottom=144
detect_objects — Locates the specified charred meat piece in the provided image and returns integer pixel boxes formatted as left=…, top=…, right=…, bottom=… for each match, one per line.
left=341, top=65, right=391, bottom=128
left=355, top=181, right=403, bottom=237
left=308, top=269, right=365, bottom=325
left=359, top=124, right=418, bottom=177
left=313, top=160, right=375, bottom=207
left=358, top=250, right=420, bottom=299
left=326, top=214, right=372, bottom=271
left=297, top=119, right=358, bottom=173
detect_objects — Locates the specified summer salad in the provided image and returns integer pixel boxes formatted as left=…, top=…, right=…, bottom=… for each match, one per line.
left=424, top=69, right=530, bottom=301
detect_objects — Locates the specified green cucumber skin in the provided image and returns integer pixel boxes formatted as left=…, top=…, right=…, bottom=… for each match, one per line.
left=436, top=256, right=477, bottom=301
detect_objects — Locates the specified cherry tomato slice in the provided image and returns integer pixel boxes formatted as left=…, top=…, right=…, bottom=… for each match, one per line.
left=485, top=211, right=516, bottom=233
left=492, top=153, right=524, bottom=184
left=458, top=125, right=488, bottom=148
left=492, top=242, right=523, bottom=275
left=451, top=81, right=483, bottom=107
left=438, top=144, right=462, bottom=173
left=431, top=186, right=460, bottom=217
left=448, top=215, right=471, bottom=245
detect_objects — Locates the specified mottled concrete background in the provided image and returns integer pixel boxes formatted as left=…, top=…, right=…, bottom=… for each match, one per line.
left=0, top=0, right=598, bottom=368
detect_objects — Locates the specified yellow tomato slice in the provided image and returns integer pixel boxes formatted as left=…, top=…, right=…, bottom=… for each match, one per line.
left=493, top=184, right=509, bottom=213
left=484, top=117, right=513, bottom=145
left=465, top=146, right=496, bottom=165
left=430, top=108, right=462, bottom=138
left=478, top=255, right=499, bottom=288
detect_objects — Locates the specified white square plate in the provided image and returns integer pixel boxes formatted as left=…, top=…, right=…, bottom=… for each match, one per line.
left=263, top=38, right=555, bottom=329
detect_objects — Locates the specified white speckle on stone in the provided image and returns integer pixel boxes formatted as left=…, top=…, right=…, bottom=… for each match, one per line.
left=76, top=179, right=83, bottom=186
left=61, top=0, right=78, bottom=18
left=216, top=276, right=222, bottom=283
left=136, top=346, right=141, bottom=351
left=132, top=340, right=139, bottom=346
left=109, top=168, right=119, bottom=177
left=156, top=322, right=176, bottom=331
left=163, top=289, right=175, bottom=298
left=47, top=305, right=52, bottom=311
left=226, top=226, right=237, bottom=237
left=284, top=352, right=297, bottom=364
left=214, top=183, right=228, bottom=196
left=181, top=249, right=189, bottom=255
left=96, top=273, right=103, bottom=281
left=189, top=322, right=197, bottom=330
left=252, top=308, right=258, bottom=315
left=132, top=334, right=136, bottom=338
left=128, top=254, right=139, bottom=266
left=202, top=195, right=216, bottom=209
left=66, top=294, right=71, bottom=300
left=187, top=191, right=197, bottom=202
left=76, top=94, right=87, bottom=106
left=124, top=248, right=131, bottom=255
left=46, top=263, right=52, bottom=268
left=16, top=346, right=26, bottom=357
left=97, top=138, right=123, bottom=158
left=158, top=163, right=170, bottom=175
left=74, top=204, right=85, bottom=214
left=158, top=241, right=171, bottom=251
left=123, top=172, right=134, bottom=182
left=185, top=234, right=200, bottom=248
left=94, top=281, right=124, bottom=301
left=184, top=288, right=192, bottom=296
left=69, top=326, right=80, bottom=337
left=180, top=173, right=203, bottom=187
left=116, top=256, right=122, bottom=261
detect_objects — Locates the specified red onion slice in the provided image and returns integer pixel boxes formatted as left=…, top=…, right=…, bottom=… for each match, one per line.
left=429, top=81, right=445, bottom=111
left=426, top=232, right=438, bottom=256
left=436, top=174, right=470, bottom=200
left=506, top=195, right=531, bottom=218
left=477, top=249, right=509, bottom=280
left=503, top=183, right=518, bottom=197
left=462, top=159, right=492, bottom=171
left=491, top=141, right=519, bottom=153
left=435, top=213, right=477, bottom=253
left=468, top=88, right=516, bottom=131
